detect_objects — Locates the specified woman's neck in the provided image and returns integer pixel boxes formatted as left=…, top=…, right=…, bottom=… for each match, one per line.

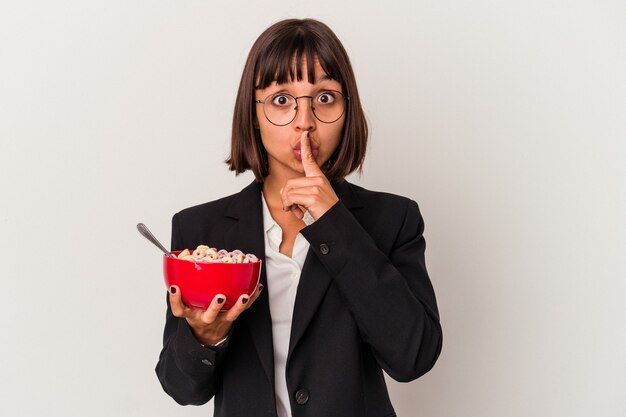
left=262, top=171, right=301, bottom=208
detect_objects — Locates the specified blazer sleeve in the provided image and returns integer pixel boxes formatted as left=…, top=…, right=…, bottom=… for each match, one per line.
left=300, top=198, right=443, bottom=382
left=154, top=213, right=229, bottom=405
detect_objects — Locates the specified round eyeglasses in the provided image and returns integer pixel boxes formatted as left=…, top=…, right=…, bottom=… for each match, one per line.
left=254, top=90, right=348, bottom=126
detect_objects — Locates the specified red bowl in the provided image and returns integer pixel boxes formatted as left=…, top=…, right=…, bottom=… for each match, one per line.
left=163, top=251, right=262, bottom=310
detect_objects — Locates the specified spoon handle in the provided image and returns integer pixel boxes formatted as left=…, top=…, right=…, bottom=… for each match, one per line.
left=136, top=223, right=176, bottom=258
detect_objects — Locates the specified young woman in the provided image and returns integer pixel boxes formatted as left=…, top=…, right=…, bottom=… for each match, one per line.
left=156, top=18, right=442, bottom=417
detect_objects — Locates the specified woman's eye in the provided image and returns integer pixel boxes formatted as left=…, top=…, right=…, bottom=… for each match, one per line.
left=317, top=92, right=336, bottom=105
left=271, top=95, right=291, bottom=106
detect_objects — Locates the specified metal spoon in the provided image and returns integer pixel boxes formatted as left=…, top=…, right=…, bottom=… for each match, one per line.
left=136, top=222, right=176, bottom=258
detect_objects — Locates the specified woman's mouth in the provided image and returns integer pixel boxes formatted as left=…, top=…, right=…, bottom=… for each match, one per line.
left=293, top=146, right=319, bottom=161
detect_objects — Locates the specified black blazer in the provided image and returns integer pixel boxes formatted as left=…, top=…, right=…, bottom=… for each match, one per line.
left=156, top=180, right=442, bottom=417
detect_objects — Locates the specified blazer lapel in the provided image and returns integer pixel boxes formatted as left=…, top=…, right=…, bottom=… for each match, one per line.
left=287, top=180, right=364, bottom=360
left=223, top=180, right=275, bottom=388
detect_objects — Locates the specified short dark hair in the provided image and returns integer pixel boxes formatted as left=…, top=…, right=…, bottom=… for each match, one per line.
left=226, top=18, right=368, bottom=181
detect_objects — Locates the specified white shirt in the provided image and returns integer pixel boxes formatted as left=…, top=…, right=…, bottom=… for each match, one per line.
left=261, top=194, right=312, bottom=417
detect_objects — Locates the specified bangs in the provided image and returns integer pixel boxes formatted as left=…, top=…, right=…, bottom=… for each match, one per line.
left=255, top=28, right=344, bottom=89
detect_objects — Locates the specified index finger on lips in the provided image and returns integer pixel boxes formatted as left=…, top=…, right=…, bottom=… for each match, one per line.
left=300, top=131, right=323, bottom=178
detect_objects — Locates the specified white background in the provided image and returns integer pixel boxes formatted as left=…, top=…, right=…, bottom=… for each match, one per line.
left=1, top=1, right=625, bottom=416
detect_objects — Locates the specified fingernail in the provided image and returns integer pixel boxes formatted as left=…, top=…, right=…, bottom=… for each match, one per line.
left=259, top=284, right=264, bottom=292
left=170, top=286, right=177, bottom=294
left=242, top=297, right=249, bottom=305
left=217, top=297, right=225, bottom=304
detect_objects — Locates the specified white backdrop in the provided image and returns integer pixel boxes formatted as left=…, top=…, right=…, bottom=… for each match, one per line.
left=1, top=1, right=625, bottom=416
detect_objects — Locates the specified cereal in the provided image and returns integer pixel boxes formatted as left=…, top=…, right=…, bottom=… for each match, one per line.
left=177, top=244, right=258, bottom=264
left=220, top=256, right=234, bottom=264
left=192, top=245, right=211, bottom=259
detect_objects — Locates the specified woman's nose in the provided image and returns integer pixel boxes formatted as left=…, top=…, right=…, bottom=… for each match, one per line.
left=293, top=97, right=316, bottom=130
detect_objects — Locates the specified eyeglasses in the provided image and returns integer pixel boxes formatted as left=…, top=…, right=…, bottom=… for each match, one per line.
left=254, top=90, right=348, bottom=126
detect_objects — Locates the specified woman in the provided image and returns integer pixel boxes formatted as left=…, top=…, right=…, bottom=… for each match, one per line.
left=156, top=18, right=442, bottom=417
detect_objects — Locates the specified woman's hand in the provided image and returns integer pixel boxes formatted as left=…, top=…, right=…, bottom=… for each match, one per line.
left=168, top=283, right=263, bottom=346
left=281, top=131, right=339, bottom=220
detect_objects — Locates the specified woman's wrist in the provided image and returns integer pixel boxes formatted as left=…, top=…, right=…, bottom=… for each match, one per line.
left=194, top=330, right=228, bottom=346
left=189, top=322, right=232, bottom=346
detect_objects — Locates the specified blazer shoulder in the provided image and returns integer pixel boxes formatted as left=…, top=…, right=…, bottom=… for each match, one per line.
left=174, top=192, right=238, bottom=223
left=174, top=180, right=261, bottom=223
left=340, top=182, right=424, bottom=247
left=345, top=181, right=418, bottom=213
left=170, top=188, right=249, bottom=250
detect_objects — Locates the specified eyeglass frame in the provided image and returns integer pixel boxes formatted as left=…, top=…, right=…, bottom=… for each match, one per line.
left=254, top=90, right=349, bottom=126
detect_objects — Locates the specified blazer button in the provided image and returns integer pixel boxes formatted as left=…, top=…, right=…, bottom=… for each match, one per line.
left=201, top=359, right=213, bottom=366
left=319, top=243, right=330, bottom=255
left=295, top=389, right=309, bottom=405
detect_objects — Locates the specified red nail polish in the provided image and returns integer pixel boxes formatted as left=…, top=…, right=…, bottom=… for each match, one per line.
left=170, top=286, right=177, bottom=294
left=242, top=297, right=249, bottom=305
left=217, top=297, right=225, bottom=304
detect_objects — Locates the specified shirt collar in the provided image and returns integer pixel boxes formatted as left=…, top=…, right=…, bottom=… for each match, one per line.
left=261, top=192, right=277, bottom=234
left=261, top=193, right=276, bottom=229
left=261, top=192, right=284, bottom=252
